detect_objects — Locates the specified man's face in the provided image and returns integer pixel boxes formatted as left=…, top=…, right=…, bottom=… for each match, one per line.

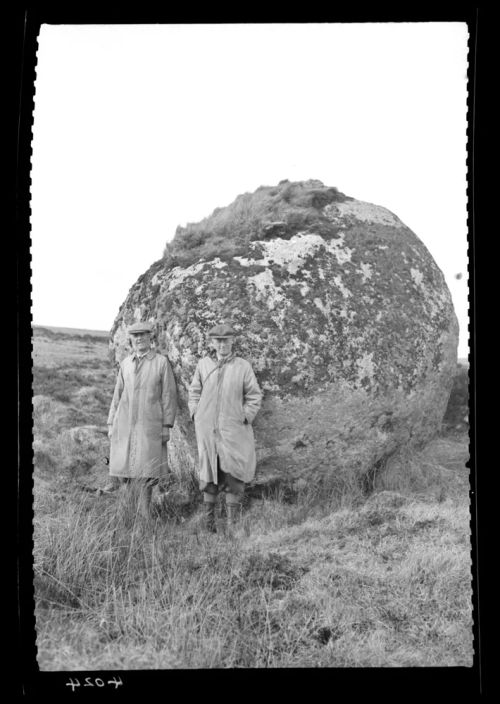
left=212, top=336, right=234, bottom=358
left=130, top=332, right=152, bottom=354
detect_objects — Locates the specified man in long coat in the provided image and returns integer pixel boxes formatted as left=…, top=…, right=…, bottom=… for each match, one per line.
left=106, top=321, right=177, bottom=519
left=188, top=323, right=262, bottom=533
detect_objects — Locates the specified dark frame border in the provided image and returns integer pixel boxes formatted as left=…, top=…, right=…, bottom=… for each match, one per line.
left=13, top=5, right=484, bottom=698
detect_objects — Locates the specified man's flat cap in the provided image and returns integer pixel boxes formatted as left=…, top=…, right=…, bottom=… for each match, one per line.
left=207, top=323, right=237, bottom=338
left=128, top=321, right=155, bottom=334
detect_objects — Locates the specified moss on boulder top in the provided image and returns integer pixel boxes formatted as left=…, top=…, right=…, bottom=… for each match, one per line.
left=111, top=179, right=459, bottom=488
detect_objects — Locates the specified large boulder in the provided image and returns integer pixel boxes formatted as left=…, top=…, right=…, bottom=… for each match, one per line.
left=110, top=180, right=459, bottom=489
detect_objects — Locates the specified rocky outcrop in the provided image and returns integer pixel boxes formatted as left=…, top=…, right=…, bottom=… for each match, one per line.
left=110, top=180, right=459, bottom=488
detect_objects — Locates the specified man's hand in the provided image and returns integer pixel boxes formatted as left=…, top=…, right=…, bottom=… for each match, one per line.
left=107, top=425, right=113, bottom=439
left=161, top=427, right=170, bottom=444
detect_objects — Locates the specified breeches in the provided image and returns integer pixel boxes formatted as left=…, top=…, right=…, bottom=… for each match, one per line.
left=200, top=456, right=245, bottom=503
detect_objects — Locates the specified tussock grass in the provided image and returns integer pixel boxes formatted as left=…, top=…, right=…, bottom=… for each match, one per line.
left=34, top=466, right=473, bottom=669
left=162, top=180, right=348, bottom=269
left=33, top=364, right=115, bottom=405
left=373, top=436, right=470, bottom=503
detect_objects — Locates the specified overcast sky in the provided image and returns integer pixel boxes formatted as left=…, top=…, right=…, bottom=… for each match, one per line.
left=30, top=23, right=469, bottom=357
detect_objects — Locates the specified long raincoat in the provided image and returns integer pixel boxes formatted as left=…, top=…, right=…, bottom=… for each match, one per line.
left=188, top=354, right=262, bottom=485
left=107, top=351, right=177, bottom=479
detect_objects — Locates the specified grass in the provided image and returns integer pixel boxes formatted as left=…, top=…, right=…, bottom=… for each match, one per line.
left=34, top=486, right=472, bottom=669
left=32, top=327, right=473, bottom=670
left=32, top=327, right=112, bottom=370
left=161, top=180, right=349, bottom=269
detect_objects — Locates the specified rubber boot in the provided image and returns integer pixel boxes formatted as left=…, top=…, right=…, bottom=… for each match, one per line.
left=203, top=499, right=217, bottom=533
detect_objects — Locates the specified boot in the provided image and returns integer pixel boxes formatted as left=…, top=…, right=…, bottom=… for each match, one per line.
left=226, top=501, right=241, bottom=529
left=204, top=501, right=217, bottom=533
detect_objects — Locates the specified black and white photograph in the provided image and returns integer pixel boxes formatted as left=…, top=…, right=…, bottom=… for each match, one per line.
left=23, top=15, right=476, bottom=684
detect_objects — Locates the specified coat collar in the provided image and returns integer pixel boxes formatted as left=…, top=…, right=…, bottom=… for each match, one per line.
left=216, top=352, right=235, bottom=367
left=205, top=352, right=236, bottom=368
left=132, top=350, right=156, bottom=362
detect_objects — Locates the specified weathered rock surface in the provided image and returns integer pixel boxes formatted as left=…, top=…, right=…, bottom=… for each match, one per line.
left=110, top=180, right=459, bottom=488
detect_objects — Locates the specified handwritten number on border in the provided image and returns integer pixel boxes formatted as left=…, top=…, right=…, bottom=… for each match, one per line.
left=66, top=676, right=123, bottom=691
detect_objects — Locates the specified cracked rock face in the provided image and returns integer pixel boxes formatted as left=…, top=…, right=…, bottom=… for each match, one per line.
left=110, top=180, right=459, bottom=487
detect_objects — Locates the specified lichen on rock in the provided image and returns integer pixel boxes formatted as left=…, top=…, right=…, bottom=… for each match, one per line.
left=110, top=179, right=459, bottom=489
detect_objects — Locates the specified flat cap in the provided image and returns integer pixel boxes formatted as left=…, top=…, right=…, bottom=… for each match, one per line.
left=128, top=321, right=155, bottom=334
left=207, top=323, right=237, bottom=338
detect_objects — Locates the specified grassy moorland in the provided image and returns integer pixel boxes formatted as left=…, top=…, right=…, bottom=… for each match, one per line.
left=32, top=326, right=472, bottom=670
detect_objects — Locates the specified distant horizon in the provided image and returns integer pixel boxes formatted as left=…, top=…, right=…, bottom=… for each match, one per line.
left=32, top=322, right=470, bottom=362
left=32, top=323, right=111, bottom=334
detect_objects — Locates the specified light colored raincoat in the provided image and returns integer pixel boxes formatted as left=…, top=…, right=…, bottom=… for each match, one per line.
left=188, top=354, right=262, bottom=485
left=107, top=351, right=177, bottom=478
